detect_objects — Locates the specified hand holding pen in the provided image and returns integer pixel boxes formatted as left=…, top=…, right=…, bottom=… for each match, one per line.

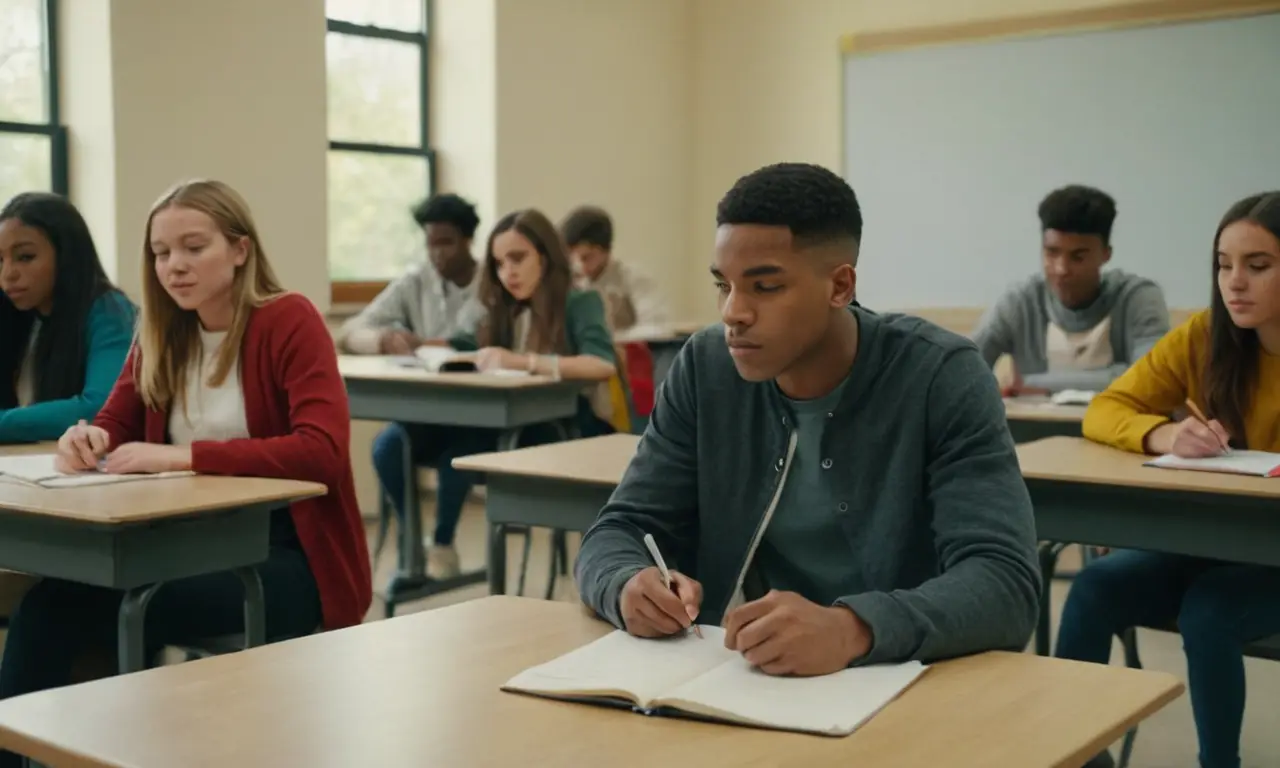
left=617, top=534, right=703, bottom=639
left=1175, top=399, right=1232, bottom=457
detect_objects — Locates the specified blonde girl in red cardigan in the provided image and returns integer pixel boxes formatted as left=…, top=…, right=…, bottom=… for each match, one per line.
left=0, top=181, right=370, bottom=721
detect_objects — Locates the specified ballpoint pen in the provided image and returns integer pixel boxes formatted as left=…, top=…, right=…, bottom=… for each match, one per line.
left=643, top=533, right=702, bottom=638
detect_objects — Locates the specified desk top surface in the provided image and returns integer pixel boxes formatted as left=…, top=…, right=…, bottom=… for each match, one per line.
left=615, top=321, right=705, bottom=343
left=1018, top=436, right=1280, bottom=498
left=452, top=433, right=638, bottom=485
left=0, top=443, right=325, bottom=524
left=338, top=355, right=568, bottom=389
left=0, top=596, right=1183, bottom=768
left=1003, top=397, right=1089, bottom=423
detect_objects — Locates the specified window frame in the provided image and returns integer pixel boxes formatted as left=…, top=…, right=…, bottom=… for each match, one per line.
left=326, top=0, right=435, bottom=306
left=0, top=0, right=68, bottom=197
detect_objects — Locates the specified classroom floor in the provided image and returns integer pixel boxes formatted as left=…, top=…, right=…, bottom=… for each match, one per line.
left=372, top=502, right=1280, bottom=768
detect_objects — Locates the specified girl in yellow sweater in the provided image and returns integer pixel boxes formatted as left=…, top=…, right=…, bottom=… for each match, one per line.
left=1059, top=191, right=1280, bottom=768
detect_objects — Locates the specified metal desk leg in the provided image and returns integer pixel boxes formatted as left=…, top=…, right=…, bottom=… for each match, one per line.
left=235, top=566, right=266, bottom=648
left=117, top=582, right=165, bottom=673
left=489, top=522, right=508, bottom=595
left=386, top=435, right=428, bottom=618
left=1035, top=542, right=1061, bottom=657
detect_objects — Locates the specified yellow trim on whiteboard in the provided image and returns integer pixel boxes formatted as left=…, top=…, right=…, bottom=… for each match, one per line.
left=840, top=0, right=1280, bottom=57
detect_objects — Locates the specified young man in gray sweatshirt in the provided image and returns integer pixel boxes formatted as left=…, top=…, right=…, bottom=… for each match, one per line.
left=972, top=185, right=1170, bottom=395
left=574, top=163, right=1040, bottom=676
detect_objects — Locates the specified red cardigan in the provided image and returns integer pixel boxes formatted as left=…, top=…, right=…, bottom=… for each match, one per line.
left=94, top=292, right=371, bottom=630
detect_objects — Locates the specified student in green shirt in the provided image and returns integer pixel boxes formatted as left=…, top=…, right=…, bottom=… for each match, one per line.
left=372, top=208, right=620, bottom=577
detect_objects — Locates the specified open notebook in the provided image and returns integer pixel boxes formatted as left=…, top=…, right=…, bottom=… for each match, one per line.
left=392, top=347, right=529, bottom=377
left=0, top=453, right=194, bottom=489
left=1146, top=450, right=1280, bottom=478
left=502, top=626, right=927, bottom=736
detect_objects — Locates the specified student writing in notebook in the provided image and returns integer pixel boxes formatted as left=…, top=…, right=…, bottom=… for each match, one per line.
left=373, top=209, right=622, bottom=578
left=0, top=182, right=372, bottom=754
left=560, top=205, right=667, bottom=332
left=335, top=192, right=483, bottom=355
left=1058, top=192, right=1280, bottom=768
left=575, top=163, right=1040, bottom=677
left=0, top=193, right=136, bottom=444
left=971, top=185, right=1170, bottom=395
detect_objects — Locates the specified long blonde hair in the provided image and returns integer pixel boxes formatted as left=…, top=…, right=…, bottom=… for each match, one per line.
left=135, top=179, right=284, bottom=411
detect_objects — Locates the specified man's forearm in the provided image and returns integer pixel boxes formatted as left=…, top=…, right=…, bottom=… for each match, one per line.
left=574, top=523, right=651, bottom=627
left=836, top=556, right=1039, bottom=665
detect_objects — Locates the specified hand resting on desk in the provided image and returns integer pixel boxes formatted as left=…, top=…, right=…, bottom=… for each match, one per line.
left=724, top=590, right=872, bottom=677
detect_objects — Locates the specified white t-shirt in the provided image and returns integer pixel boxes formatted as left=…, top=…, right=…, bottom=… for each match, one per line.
left=168, top=328, right=250, bottom=445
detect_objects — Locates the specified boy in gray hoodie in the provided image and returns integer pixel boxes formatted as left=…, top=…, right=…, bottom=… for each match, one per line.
left=972, top=185, right=1170, bottom=395
left=575, top=163, right=1039, bottom=676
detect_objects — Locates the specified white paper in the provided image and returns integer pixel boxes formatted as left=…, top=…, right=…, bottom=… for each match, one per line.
left=1145, top=450, right=1280, bottom=477
left=0, top=453, right=194, bottom=488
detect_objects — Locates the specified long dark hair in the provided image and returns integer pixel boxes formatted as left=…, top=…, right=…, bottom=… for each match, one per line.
left=0, top=192, right=123, bottom=408
left=1204, top=191, right=1280, bottom=448
left=477, top=209, right=573, bottom=354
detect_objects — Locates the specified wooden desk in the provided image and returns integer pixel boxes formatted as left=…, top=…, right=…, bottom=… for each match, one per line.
left=614, top=321, right=704, bottom=344
left=1019, top=436, right=1280, bottom=560
left=0, top=444, right=323, bottom=672
left=1003, top=397, right=1087, bottom=443
left=0, top=596, right=1183, bottom=768
left=1019, top=436, right=1280, bottom=654
left=454, top=434, right=639, bottom=593
left=339, top=355, right=587, bottom=614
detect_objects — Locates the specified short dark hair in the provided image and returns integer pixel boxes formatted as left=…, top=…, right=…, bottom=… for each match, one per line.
left=716, top=162, right=863, bottom=249
left=560, top=206, right=613, bottom=250
left=1038, top=185, right=1116, bottom=244
left=411, top=193, right=480, bottom=238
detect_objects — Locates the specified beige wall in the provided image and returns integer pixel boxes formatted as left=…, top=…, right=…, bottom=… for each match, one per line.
left=62, top=0, right=329, bottom=310
left=432, top=0, right=498, bottom=232
left=493, top=0, right=690, bottom=306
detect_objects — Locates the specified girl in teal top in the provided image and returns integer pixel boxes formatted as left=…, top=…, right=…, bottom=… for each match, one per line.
left=0, top=192, right=137, bottom=443
left=372, top=208, right=620, bottom=578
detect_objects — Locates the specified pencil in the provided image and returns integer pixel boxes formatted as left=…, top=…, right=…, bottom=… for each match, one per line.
left=1185, top=399, right=1230, bottom=453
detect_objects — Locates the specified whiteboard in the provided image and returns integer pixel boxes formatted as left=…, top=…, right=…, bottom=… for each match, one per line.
left=843, top=12, right=1280, bottom=309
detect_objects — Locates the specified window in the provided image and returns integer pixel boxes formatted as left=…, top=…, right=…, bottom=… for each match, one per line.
left=0, top=0, right=66, bottom=203
left=326, top=0, right=434, bottom=305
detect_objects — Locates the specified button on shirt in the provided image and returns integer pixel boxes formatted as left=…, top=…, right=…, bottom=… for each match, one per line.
left=742, top=372, right=854, bottom=606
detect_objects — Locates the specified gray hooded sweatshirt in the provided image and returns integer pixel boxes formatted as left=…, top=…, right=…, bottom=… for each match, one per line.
left=971, top=269, right=1170, bottom=392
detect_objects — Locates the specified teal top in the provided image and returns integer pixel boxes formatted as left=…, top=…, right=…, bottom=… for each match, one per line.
left=0, top=292, right=137, bottom=443
left=449, top=288, right=616, bottom=365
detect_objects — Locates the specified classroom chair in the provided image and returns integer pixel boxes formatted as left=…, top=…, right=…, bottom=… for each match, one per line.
left=620, top=341, right=656, bottom=421
left=1114, top=627, right=1280, bottom=768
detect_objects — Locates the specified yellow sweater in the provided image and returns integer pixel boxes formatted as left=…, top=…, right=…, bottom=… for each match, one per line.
left=1083, top=309, right=1280, bottom=453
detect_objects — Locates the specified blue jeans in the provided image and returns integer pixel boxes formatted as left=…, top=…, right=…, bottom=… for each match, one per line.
left=1055, top=550, right=1280, bottom=768
left=372, top=410, right=613, bottom=547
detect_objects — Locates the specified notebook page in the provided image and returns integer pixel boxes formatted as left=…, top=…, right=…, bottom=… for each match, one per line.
left=0, top=454, right=65, bottom=483
left=1146, top=450, right=1280, bottom=477
left=657, top=656, right=927, bottom=736
left=503, top=625, right=734, bottom=707
left=0, top=454, right=194, bottom=488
